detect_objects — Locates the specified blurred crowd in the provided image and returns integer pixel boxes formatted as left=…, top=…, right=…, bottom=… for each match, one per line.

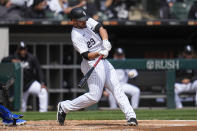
left=0, top=0, right=197, bottom=21
left=160, top=0, right=197, bottom=20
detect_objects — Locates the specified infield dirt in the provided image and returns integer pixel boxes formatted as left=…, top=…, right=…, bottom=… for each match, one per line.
left=1, top=120, right=197, bottom=131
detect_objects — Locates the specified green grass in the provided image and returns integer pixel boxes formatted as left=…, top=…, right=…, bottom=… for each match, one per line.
left=13, top=109, right=197, bottom=121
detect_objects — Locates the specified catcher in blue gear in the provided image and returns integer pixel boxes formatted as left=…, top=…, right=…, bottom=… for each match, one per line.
left=0, top=78, right=26, bottom=126
left=0, top=104, right=26, bottom=126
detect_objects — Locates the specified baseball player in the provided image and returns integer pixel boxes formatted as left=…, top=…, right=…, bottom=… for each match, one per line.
left=0, top=79, right=26, bottom=126
left=103, top=48, right=140, bottom=109
left=14, top=42, right=48, bottom=112
left=175, top=45, right=197, bottom=108
left=0, top=104, right=26, bottom=126
left=57, top=7, right=138, bottom=126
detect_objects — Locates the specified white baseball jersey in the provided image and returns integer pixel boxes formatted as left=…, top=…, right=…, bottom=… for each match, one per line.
left=60, top=18, right=136, bottom=121
left=71, top=18, right=104, bottom=55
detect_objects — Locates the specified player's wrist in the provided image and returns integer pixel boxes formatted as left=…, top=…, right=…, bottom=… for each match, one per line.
left=103, top=39, right=109, bottom=42
left=103, top=40, right=112, bottom=51
left=98, top=50, right=108, bottom=58
left=87, top=52, right=100, bottom=60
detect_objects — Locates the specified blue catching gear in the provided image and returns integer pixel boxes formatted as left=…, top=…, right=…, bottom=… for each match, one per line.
left=0, top=104, right=25, bottom=126
left=2, top=119, right=26, bottom=126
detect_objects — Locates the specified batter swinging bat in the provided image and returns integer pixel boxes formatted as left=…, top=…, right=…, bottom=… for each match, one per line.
left=78, top=55, right=103, bottom=88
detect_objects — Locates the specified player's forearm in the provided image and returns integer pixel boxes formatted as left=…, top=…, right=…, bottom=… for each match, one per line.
left=99, top=27, right=108, bottom=40
left=88, top=52, right=100, bottom=60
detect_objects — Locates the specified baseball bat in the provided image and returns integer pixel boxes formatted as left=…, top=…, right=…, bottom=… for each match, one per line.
left=78, top=55, right=103, bottom=88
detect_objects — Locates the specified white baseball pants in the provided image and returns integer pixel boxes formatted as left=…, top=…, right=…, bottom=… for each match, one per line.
left=60, top=59, right=136, bottom=120
left=107, top=83, right=140, bottom=109
left=174, top=80, right=197, bottom=108
left=22, top=81, right=48, bottom=112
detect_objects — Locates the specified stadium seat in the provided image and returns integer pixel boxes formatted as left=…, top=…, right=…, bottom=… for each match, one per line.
left=170, top=2, right=191, bottom=20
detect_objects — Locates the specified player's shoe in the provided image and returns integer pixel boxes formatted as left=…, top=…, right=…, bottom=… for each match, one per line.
left=2, top=119, right=26, bottom=126
left=127, top=118, right=138, bottom=126
left=10, top=114, right=23, bottom=120
left=57, top=102, right=66, bottom=126
left=0, top=104, right=23, bottom=120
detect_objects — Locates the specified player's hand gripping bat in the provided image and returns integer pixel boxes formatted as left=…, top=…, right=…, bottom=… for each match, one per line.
left=78, top=55, right=103, bottom=88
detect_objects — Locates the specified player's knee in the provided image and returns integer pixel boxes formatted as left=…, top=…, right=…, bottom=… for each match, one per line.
left=41, top=88, right=47, bottom=94
left=38, top=88, right=48, bottom=99
left=132, top=88, right=140, bottom=96
left=88, top=97, right=99, bottom=104
left=135, top=87, right=140, bottom=93
left=136, top=88, right=140, bottom=95
left=174, top=87, right=180, bottom=94
left=92, top=99, right=99, bottom=104
left=91, top=96, right=100, bottom=103
left=193, top=80, right=197, bottom=87
left=88, top=93, right=101, bottom=103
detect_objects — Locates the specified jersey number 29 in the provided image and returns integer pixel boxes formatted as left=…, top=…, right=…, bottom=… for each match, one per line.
left=87, top=38, right=96, bottom=48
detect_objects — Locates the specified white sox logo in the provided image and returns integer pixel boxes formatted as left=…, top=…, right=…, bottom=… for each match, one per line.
left=21, top=61, right=30, bottom=69
left=146, top=60, right=154, bottom=70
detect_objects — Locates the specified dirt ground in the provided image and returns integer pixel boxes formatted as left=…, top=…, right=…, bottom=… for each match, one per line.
left=1, top=120, right=197, bottom=131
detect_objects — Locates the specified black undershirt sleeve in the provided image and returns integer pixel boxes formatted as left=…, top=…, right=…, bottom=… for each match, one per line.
left=94, top=23, right=102, bottom=33
left=81, top=51, right=90, bottom=60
